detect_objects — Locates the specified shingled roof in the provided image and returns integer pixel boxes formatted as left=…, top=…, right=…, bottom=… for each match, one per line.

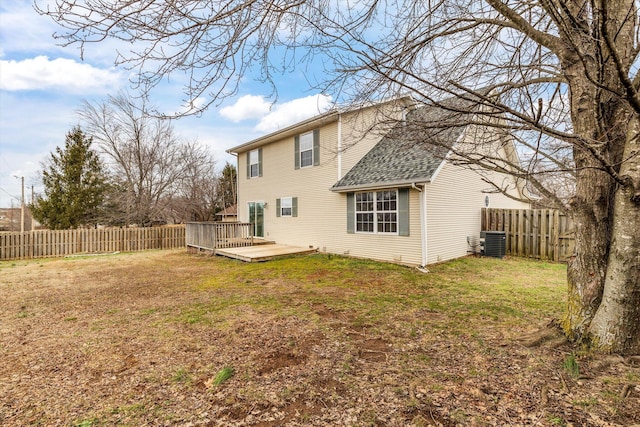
left=331, top=99, right=475, bottom=192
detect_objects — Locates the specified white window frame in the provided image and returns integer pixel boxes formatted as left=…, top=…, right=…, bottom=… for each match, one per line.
left=355, top=190, right=398, bottom=234
left=249, top=149, right=260, bottom=178
left=280, top=197, right=293, bottom=217
left=299, top=131, right=314, bottom=168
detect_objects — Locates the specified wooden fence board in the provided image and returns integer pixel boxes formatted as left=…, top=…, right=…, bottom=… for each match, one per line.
left=482, top=208, right=575, bottom=261
left=0, top=225, right=186, bottom=261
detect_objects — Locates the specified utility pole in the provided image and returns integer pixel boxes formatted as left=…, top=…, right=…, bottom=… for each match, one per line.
left=19, top=176, right=24, bottom=233
left=13, top=175, right=24, bottom=232
left=31, top=185, right=35, bottom=231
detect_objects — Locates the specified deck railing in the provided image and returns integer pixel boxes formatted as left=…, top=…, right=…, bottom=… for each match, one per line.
left=185, top=222, right=253, bottom=252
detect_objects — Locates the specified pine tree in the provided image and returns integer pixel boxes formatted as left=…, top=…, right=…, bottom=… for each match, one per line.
left=217, top=162, right=237, bottom=210
left=31, top=127, right=109, bottom=229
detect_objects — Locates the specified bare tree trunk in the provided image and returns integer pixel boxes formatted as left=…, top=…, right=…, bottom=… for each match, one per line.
left=561, top=75, right=614, bottom=342
left=559, top=0, right=638, bottom=352
left=589, top=117, right=640, bottom=354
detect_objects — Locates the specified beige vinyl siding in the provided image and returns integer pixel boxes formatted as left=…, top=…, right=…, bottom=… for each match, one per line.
left=236, top=103, right=424, bottom=265
left=425, top=159, right=528, bottom=265
left=424, top=121, right=529, bottom=265
left=340, top=189, right=423, bottom=265
left=338, top=103, right=408, bottom=178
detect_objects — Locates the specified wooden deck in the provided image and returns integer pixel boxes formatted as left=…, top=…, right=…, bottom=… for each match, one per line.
left=215, top=243, right=317, bottom=262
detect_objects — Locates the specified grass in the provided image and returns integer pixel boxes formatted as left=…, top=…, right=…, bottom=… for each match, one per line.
left=563, top=353, right=580, bottom=379
left=14, top=250, right=637, bottom=426
left=211, top=366, right=235, bottom=386
left=187, top=254, right=567, bottom=334
left=171, top=368, right=192, bottom=384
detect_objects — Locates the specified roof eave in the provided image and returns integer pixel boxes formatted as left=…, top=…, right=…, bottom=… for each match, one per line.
left=330, top=178, right=432, bottom=193
left=226, top=94, right=416, bottom=154
left=226, top=110, right=340, bottom=154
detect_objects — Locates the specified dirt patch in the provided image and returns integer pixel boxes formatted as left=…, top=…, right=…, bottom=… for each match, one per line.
left=257, top=351, right=308, bottom=375
left=357, top=338, right=389, bottom=362
left=1, top=250, right=638, bottom=426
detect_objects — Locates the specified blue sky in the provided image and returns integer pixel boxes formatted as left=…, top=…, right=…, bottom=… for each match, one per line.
left=0, top=1, right=333, bottom=208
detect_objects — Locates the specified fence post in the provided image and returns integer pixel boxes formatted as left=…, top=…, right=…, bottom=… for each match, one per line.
left=553, top=210, right=560, bottom=262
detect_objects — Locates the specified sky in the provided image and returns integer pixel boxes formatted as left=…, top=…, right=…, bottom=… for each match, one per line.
left=0, top=1, right=334, bottom=208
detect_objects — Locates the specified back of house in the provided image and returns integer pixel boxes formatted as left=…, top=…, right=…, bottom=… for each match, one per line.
left=227, top=96, right=529, bottom=266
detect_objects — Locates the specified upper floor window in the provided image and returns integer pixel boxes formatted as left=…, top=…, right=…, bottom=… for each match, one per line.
left=295, top=130, right=319, bottom=169
left=299, top=132, right=314, bottom=167
left=248, top=148, right=262, bottom=178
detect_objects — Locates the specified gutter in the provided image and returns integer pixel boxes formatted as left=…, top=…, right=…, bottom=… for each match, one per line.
left=337, top=113, right=343, bottom=179
left=330, top=177, right=432, bottom=193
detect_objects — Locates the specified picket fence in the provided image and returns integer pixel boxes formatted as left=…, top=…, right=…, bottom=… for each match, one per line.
left=0, top=225, right=186, bottom=261
left=481, top=208, right=575, bottom=261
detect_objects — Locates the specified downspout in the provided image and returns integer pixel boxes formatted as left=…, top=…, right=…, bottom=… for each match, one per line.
left=228, top=152, right=239, bottom=221
left=411, top=183, right=428, bottom=270
left=337, top=113, right=343, bottom=179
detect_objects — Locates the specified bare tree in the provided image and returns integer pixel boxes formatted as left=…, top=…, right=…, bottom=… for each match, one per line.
left=168, top=142, right=219, bottom=222
left=79, top=92, right=217, bottom=225
left=39, top=1, right=640, bottom=353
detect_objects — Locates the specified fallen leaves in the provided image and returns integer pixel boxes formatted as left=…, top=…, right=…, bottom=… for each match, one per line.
left=0, top=250, right=638, bottom=426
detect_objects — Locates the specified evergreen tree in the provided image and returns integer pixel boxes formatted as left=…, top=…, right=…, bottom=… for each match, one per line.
left=31, top=127, right=109, bottom=229
left=217, top=162, right=237, bottom=210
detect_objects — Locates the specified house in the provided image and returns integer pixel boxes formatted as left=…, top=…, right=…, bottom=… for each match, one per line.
left=227, top=96, right=529, bottom=266
left=0, top=207, right=35, bottom=232
left=215, top=204, right=238, bottom=222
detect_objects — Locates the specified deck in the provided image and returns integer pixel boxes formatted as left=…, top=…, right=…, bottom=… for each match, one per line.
left=215, top=243, right=317, bottom=262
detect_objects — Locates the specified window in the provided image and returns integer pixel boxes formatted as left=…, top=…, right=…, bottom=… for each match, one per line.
left=248, top=149, right=261, bottom=178
left=299, top=132, right=313, bottom=167
left=280, top=197, right=292, bottom=217
left=355, top=190, right=397, bottom=233
left=376, top=190, right=398, bottom=233
left=355, top=192, right=374, bottom=232
left=347, top=189, right=409, bottom=236
left=295, top=130, right=319, bottom=169
left=276, top=197, right=298, bottom=217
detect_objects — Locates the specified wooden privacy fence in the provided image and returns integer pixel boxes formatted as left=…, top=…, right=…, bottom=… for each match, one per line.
left=482, top=208, right=575, bottom=261
left=0, top=225, right=185, bottom=261
left=186, top=222, right=253, bottom=253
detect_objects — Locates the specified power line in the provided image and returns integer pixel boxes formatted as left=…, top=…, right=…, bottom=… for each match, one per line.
left=0, top=185, right=19, bottom=200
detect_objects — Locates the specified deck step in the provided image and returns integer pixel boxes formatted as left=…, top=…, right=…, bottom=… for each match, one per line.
left=215, top=244, right=317, bottom=262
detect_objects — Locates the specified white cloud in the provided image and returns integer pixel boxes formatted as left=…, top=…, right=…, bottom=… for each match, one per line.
left=219, top=94, right=272, bottom=122
left=220, top=93, right=334, bottom=132
left=0, top=56, right=122, bottom=93
left=255, top=94, right=334, bottom=133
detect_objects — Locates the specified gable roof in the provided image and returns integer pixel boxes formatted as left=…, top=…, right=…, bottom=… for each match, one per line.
left=226, top=96, right=414, bottom=155
left=216, top=204, right=237, bottom=216
left=331, top=100, right=474, bottom=192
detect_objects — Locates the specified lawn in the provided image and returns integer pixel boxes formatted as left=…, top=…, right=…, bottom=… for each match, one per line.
left=0, top=250, right=638, bottom=426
